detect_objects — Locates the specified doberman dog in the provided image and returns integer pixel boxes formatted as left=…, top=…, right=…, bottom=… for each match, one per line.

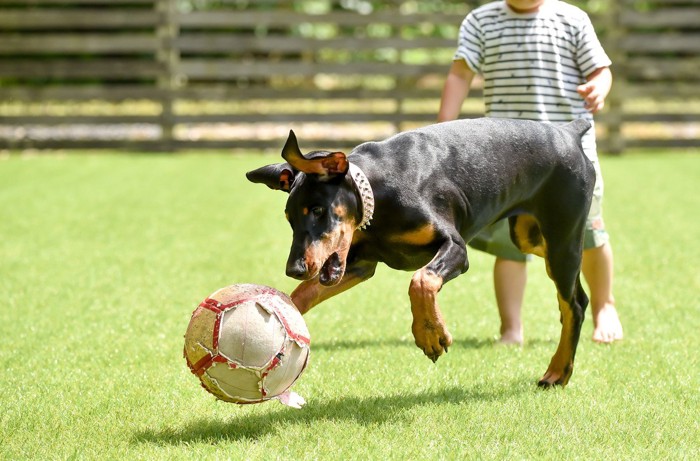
left=247, top=118, right=595, bottom=387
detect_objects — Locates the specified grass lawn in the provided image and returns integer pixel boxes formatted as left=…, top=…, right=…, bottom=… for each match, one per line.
left=1, top=150, right=698, bottom=460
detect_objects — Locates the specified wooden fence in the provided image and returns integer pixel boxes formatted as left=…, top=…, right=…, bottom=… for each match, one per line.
left=0, top=0, right=698, bottom=152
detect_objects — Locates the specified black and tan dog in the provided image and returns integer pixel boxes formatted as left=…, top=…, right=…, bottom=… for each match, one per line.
left=247, top=118, right=594, bottom=387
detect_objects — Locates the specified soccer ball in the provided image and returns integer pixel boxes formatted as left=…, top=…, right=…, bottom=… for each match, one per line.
left=184, top=284, right=310, bottom=405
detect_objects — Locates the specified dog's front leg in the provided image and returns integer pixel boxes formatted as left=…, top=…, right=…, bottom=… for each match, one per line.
left=409, top=235, right=467, bottom=363
left=291, top=260, right=377, bottom=314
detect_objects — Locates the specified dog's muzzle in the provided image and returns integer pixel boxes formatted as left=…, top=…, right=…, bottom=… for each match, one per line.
left=286, top=259, right=308, bottom=280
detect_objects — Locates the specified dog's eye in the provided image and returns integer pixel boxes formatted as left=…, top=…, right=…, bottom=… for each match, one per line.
left=311, top=206, right=325, bottom=218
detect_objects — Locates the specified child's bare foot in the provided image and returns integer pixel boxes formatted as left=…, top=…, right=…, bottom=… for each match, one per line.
left=498, top=327, right=523, bottom=346
left=592, top=304, right=623, bottom=343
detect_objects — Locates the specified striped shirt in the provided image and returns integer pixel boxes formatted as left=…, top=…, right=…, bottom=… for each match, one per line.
left=454, top=0, right=611, bottom=159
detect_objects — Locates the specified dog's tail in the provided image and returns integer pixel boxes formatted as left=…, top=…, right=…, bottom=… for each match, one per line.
left=564, top=118, right=592, bottom=138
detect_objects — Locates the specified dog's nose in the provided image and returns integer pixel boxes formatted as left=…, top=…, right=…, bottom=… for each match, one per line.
left=286, top=260, right=308, bottom=280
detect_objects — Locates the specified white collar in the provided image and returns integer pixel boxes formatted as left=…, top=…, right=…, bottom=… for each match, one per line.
left=347, top=163, right=374, bottom=230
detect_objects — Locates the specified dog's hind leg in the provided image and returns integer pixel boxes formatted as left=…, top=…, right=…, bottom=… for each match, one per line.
left=509, top=214, right=546, bottom=258
left=509, top=213, right=588, bottom=386
left=537, top=235, right=589, bottom=387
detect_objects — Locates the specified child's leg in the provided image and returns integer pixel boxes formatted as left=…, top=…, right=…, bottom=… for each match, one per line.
left=582, top=242, right=623, bottom=343
left=469, top=220, right=528, bottom=344
left=494, top=258, right=527, bottom=345
left=581, top=159, right=622, bottom=343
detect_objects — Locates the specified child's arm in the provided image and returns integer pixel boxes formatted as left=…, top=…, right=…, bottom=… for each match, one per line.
left=577, top=66, right=612, bottom=114
left=438, top=59, right=476, bottom=122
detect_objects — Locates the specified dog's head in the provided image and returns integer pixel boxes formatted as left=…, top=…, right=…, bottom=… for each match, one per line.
left=246, top=131, right=362, bottom=286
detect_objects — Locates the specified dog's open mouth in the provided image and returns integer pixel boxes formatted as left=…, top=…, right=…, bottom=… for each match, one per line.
left=319, top=252, right=343, bottom=286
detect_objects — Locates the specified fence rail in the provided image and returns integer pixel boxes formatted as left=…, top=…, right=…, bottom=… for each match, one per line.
left=0, top=0, right=698, bottom=152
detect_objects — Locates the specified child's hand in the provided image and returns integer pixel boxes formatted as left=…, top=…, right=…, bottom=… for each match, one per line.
left=577, top=67, right=612, bottom=114
left=576, top=81, right=606, bottom=113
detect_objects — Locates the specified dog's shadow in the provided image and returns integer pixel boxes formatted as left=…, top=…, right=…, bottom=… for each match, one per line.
left=310, top=335, right=496, bottom=352
left=310, top=336, right=555, bottom=351
left=133, top=379, right=532, bottom=445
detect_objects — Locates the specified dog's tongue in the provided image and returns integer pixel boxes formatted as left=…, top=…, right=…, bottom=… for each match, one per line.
left=320, top=252, right=343, bottom=286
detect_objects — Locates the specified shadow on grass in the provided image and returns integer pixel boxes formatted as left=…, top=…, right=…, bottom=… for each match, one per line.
left=310, top=335, right=496, bottom=351
left=133, top=379, right=532, bottom=445
left=311, top=336, right=556, bottom=352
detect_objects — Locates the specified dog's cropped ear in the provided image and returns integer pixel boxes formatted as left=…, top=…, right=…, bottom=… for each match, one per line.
left=246, top=163, right=295, bottom=192
left=281, top=130, right=349, bottom=178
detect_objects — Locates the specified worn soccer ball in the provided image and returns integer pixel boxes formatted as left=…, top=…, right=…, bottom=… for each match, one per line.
left=184, top=284, right=310, bottom=405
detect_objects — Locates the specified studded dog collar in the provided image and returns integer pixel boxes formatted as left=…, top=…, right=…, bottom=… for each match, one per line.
left=347, top=163, right=374, bottom=230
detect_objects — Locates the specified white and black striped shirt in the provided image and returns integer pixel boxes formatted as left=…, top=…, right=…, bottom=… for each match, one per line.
left=454, top=0, right=611, bottom=158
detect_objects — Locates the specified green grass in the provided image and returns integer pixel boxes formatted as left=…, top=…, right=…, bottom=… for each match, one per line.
left=1, top=150, right=698, bottom=460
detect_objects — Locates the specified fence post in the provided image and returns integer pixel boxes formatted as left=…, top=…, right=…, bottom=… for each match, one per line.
left=156, top=0, right=178, bottom=151
left=604, top=1, right=625, bottom=154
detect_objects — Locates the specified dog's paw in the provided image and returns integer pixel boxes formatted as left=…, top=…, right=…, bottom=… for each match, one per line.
left=537, top=367, right=572, bottom=388
left=413, top=321, right=453, bottom=363
left=537, top=377, right=559, bottom=389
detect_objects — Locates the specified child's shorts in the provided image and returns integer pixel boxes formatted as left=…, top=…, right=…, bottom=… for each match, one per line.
left=467, top=160, right=609, bottom=262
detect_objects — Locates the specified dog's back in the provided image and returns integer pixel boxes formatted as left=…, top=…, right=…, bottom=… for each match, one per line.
left=350, top=118, right=594, bottom=236
left=352, top=118, right=590, bottom=179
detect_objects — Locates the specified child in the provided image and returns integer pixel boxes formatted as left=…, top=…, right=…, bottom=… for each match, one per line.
left=438, top=0, right=623, bottom=344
